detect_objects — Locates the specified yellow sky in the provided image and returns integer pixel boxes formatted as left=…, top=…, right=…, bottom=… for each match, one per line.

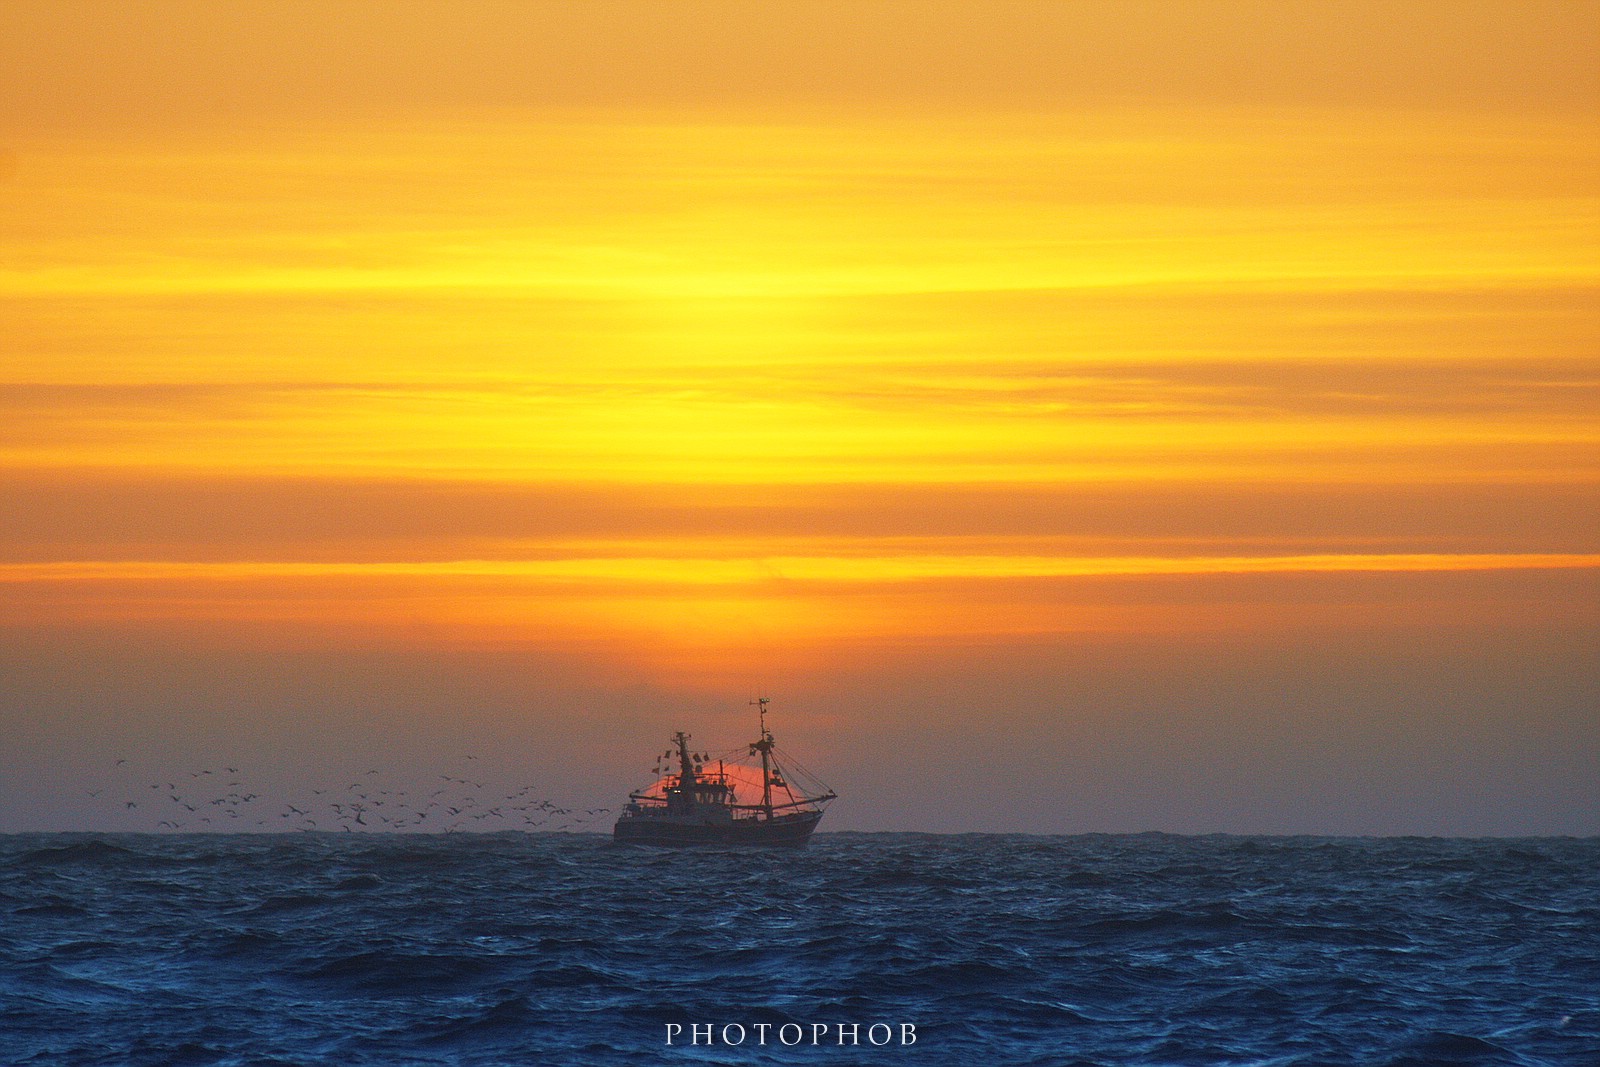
left=2, top=1, right=1597, bottom=683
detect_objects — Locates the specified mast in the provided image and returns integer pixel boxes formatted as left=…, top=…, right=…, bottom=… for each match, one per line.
left=750, top=697, right=774, bottom=819
left=667, top=730, right=697, bottom=813
left=674, top=731, right=696, bottom=789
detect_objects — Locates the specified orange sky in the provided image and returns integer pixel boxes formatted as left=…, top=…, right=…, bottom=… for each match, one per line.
left=2, top=1, right=1596, bottom=833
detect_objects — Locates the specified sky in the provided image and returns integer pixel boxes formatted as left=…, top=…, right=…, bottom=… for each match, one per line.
left=2, top=1, right=1596, bottom=835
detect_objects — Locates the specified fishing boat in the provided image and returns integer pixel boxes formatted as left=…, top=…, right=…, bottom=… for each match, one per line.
left=613, top=698, right=837, bottom=846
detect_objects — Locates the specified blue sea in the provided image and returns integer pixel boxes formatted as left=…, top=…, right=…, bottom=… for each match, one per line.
left=3, top=833, right=1597, bottom=1066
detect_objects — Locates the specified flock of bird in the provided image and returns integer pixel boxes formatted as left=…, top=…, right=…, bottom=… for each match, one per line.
left=94, top=757, right=613, bottom=834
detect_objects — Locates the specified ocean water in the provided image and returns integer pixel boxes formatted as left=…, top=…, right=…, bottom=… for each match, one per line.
left=2, top=833, right=1597, bottom=1066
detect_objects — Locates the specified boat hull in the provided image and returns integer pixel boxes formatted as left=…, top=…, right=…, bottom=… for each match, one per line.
left=613, top=808, right=823, bottom=847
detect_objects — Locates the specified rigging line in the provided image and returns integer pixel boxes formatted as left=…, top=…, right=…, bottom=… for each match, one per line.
left=771, top=749, right=833, bottom=792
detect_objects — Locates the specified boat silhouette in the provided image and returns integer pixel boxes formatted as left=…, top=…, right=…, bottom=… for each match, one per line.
left=613, top=698, right=836, bottom=846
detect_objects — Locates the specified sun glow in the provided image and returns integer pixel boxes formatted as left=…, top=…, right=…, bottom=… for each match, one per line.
left=3, top=6, right=1596, bottom=686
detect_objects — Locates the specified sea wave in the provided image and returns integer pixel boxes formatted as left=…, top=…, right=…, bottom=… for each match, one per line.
left=2, top=832, right=1597, bottom=1065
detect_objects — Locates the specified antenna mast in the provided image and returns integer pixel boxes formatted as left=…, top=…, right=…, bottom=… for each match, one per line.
left=750, top=697, right=774, bottom=818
